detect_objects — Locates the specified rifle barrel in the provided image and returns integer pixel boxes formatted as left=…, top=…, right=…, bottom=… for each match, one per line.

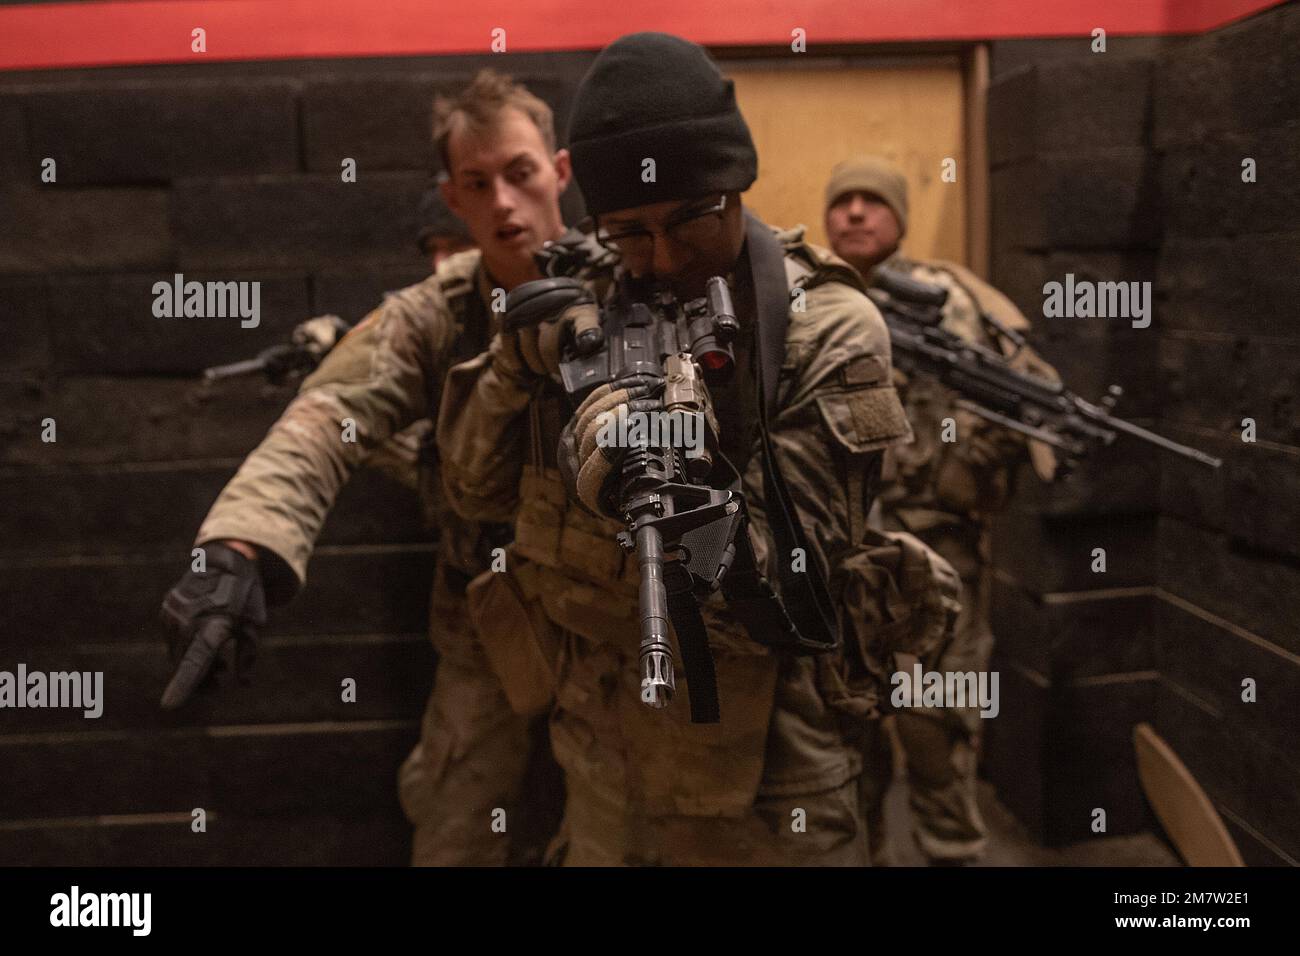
left=202, top=357, right=267, bottom=381
left=876, top=285, right=1224, bottom=471
left=1096, top=412, right=1223, bottom=469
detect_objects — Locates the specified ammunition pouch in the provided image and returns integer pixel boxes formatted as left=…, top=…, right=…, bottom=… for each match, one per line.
left=829, top=529, right=963, bottom=717
left=513, top=466, right=640, bottom=598
left=465, top=554, right=562, bottom=718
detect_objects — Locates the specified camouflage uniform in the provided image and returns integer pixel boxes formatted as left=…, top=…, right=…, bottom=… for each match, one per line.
left=860, top=251, right=1058, bottom=864
left=437, top=222, right=924, bottom=866
left=193, top=250, right=551, bottom=865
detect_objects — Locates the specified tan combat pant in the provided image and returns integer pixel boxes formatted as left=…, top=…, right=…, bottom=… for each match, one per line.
left=540, top=624, right=873, bottom=867
left=549, top=775, right=871, bottom=866
left=396, top=565, right=561, bottom=866
left=860, top=572, right=990, bottom=864
left=435, top=533, right=876, bottom=868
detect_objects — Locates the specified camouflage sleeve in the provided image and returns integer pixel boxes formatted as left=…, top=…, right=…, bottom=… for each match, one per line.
left=434, top=336, right=534, bottom=524
left=194, top=282, right=454, bottom=603
left=747, top=277, right=913, bottom=583
left=362, top=419, right=431, bottom=492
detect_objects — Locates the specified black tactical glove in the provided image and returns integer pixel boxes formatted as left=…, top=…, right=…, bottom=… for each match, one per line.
left=159, top=541, right=266, bottom=710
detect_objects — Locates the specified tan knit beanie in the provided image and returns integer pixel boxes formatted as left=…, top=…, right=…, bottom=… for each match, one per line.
left=824, top=156, right=909, bottom=235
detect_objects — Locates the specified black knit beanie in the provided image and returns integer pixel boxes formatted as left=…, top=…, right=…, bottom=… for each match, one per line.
left=568, top=33, right=758, bottom=216
left=415, top=184, right=471, bottom=251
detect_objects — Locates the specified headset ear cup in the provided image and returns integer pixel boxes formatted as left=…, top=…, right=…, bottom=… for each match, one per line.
left=505, top=279, right=593, bottom=377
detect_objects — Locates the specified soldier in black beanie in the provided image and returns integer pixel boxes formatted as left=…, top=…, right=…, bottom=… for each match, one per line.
left=436, top=32, right=927, bottom=866
left=567, top=33, right=757, bottom=211
left=566, top=31, right=757, bottom=303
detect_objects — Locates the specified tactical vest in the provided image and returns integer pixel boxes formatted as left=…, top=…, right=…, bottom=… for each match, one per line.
left=507, top=227, right=842, bottom=626
left=467, top=226, right=966, bottom=820
left=418, top=251, right=512, bottom=583
left=491, top=226, right=889, bottom=684
left=486, top=231, right=963, bottom=668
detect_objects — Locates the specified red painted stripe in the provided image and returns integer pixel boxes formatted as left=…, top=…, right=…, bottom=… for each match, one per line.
left=0, top=0, right=1286, bottom=72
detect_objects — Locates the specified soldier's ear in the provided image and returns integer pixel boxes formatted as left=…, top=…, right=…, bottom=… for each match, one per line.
left=553, top=148, right=573, bottom=195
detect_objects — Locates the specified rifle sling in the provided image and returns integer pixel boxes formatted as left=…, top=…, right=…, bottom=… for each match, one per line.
left=663, top=561, right=721, bottom=724
left=741, top=213, right=840, bottom=654
left=654, top=216, right=843, bottom=723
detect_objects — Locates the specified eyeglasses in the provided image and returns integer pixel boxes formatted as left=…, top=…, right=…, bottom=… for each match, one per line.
left=595, top=195, right=728, bottom=256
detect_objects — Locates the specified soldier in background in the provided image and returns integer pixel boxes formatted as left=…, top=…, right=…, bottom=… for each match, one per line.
left=416, top=182, right=475, bottom=272
left=353, top=185, right=474, bottom=491
left=824, top=155, right=1059, bottom=865
left=158, top=70, right=589, bottom=866
left=370, top=185, right=473, bottom=492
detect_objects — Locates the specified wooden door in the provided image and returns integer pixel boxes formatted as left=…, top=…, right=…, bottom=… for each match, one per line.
left=727, top=58, right=968, bottom=266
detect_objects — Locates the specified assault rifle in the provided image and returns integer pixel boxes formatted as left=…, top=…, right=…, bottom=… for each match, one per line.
left=505, top=260, right=747, bottom=722
left=201, top=315, right=351, bottom=384
left=866, top=267, right=1222, bottom=472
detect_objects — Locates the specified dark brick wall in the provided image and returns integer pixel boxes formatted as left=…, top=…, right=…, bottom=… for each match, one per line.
left=986, top=4, right=1299, bottom=863
left=0, top=51, right=596, bottom=866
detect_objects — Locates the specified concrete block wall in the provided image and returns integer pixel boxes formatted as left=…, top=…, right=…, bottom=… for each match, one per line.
left=985, top=4, right=1299, bottom=864
left=0, top=51, right=595, bottom=865
left=1149, top=3, right=1300, bottom=867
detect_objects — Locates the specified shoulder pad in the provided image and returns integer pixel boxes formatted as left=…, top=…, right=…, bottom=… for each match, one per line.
left=780, top=230, right=868, bottom=296
left=773, top=223, right=808, bottom=250
left=436, top=248, right=484, bottom=302
left=920, top=258, right=1032, bottom=333
left=379, top=270, right=444, bottom=312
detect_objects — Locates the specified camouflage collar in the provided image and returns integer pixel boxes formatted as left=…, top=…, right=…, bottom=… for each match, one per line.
left=866, top=248, right=909, bottom=283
